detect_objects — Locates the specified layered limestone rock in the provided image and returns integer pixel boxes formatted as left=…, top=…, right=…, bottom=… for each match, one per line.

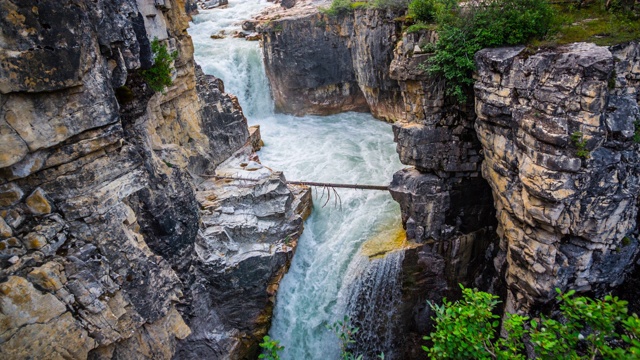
left=0, top=0, right=310, bottom=358
left=475, top=42, right=640, bottom=313
left=258, top=3, right=405, bottom=121
left=388, top=28, right=499, bottom=298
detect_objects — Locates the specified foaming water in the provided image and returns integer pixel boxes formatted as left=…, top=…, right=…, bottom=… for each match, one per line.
left=339, top=251, right=405, bottom=359
left=189, top=3, right=405, bottom=358
left=258, top=113, right=404, bottom=359
left=188, top=1, right=273, bottom=117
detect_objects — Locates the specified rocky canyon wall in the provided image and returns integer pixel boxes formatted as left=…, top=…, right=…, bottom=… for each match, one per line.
left=475, top=42, right=640, bottom=314
left=0, top=0, right=309, bottom=359
left=259, top=7, right=405, bottom=121
left=387, top=29, right=502, bottom=354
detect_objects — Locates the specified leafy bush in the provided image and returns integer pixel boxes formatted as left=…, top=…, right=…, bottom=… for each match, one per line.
left=141, top=38, right=178, bottom=93
left=423, top=286, right=527, bottom=359
left=369, top=0, right=410, bottom=10
left=423, top=286, right=640, bottom=359
left=327, top=316, right=362, bottom=360
left=322, top=0, right=355, bottom=16
left=425, top=0, right=553, bottom=102
left=634, top=120, right=640, bottom=144
left=408, top=0, right=438, bottom=23
left=259, top=335, right=283, bottom=360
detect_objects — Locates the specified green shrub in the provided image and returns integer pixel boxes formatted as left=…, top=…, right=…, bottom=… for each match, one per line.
left=369, top=0, right=409, bottom=10
left=425, top=0, right=553, bottom=102
left=423, top=285, right=640, bottom=359
left=473, top=0, right=554, bottom=47
left=322, top=0, right=354, bottom=16
left=408, top=0, right=438, bottom=23
left=259, top=336, right=283, bottom=360
left=634, top=120, right=640, bottom=144
left=141, top=38, right=178, bottom=93
left=571, top=131, right=590, bottom=159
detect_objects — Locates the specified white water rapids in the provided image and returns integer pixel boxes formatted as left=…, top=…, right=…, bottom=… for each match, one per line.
left=189, top=2, right=405, bottom=358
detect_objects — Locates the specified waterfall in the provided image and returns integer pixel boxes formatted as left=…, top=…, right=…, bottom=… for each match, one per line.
left=189, top=3, right=407, bottom=359
left=340, top=251, right=405, bottom=359
left=189, top=4, right=273, bottom=118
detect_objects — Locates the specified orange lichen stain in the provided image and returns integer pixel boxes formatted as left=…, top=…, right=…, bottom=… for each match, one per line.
left=6, top=10, right=25, bottom=26
left=361, top=225, right=419, bottom=260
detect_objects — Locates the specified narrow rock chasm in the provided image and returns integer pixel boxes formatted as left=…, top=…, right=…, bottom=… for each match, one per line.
left=0, top=0, right=639, bottom=359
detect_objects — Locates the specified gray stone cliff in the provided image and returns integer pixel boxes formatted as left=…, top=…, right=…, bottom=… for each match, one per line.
left=475, top=42, right=640, bottom=314
left=259, top=7, right=405, bottom=121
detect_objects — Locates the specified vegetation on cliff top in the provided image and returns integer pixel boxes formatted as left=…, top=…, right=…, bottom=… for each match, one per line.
left=408, top=0, right=639, bottom=101
left=423, top=285, right=640, bottom=359
left=322, top=0, right=639, bottom=101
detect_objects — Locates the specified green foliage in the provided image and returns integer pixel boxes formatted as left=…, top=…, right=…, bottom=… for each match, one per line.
left=321, top=0, right=356, bottom=16
left=422, top=285, right=525, bottom=359
left=405, top=22, right=436, bottom=34
left=529, top=289, right=631, bottom=359
left=368, top=0, right=409, bottom=10
left=634, top=120, right=640, bottom=144
left=533, top=1, right=640, bottom=47
left=408, top=0, right=438, bottom=23
left=141, top=38, right=178, bottom=93
left=423, top=285, right=640, bottom=359
left=571, top=131, right=590, bottom=159
left=327, top=316, right=363, bottom=360
left=423, top=0, right=553, bottom=102
left=259, top=335, right=283, bottom=360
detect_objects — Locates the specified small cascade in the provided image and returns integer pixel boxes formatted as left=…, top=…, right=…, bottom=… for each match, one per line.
left=339, top=251, right=405, bottom=359
left=189, top=5, right=273, bottom=118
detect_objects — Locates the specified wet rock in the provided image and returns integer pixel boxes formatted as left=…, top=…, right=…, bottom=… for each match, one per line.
left=248, top=125, right=264, bottom=151
left=175, top=145, right=311, bottom=359
left=28, top=262, right=66, bottom=291
left=281, top=0, right=296, bottom=9
left=0, top=0, right=302, bottom=358
left=242, top=20, right=256, bottom=31
left=200, top=0, right=228, bottom=9
left=0, top=217, right=12, bottom=238
left=246, top=32, right=261, bottom=41
left=1, top=309, right=95, bottom=359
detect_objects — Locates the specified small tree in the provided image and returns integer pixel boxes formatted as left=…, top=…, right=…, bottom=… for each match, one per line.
left=327, top=316, right=363, bottom=360
left=141, top=38, right=179, bottom=92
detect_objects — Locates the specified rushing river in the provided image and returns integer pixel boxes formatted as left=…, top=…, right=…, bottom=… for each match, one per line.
left=189, top=2, right=405, bottom=358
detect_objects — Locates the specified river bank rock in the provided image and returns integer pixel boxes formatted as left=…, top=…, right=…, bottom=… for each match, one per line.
left=0, top=0, right=309, bottom=358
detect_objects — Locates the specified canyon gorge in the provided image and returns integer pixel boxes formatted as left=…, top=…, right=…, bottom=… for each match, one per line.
left=0, top=0, right=639, bottom=359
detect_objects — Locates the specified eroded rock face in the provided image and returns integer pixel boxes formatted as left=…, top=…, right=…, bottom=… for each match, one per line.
left=475, top=42, right=640, bottom=312
left=0, top=0, right=309, bottom=358
left=259, top=6, right=405, bottom=120
left=386, top=29, right=500, bottom=357
left=175, top=147, right=311, bottom=359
